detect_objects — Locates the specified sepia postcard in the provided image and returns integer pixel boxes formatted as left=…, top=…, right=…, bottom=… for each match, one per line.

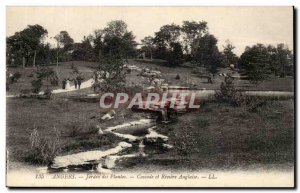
left=6, top=6, right=295, bottom=188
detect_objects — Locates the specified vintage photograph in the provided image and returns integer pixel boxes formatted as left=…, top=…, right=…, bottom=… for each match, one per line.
left=6, top=6, right=294, bottom=187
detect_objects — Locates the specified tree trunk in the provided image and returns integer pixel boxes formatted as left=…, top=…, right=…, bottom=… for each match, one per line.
left=56, top=57, right=59, bottom=68
left=22, top=56, right=25, bottom=69
left=33, top=50, right=36, bottom=67
left=150, top=49, right=153, bottom=60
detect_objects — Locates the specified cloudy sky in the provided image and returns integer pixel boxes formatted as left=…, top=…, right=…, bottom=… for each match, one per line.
left=6, top=6, right=293, bottom=55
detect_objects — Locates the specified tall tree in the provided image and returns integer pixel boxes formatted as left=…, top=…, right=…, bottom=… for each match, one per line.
left=181, top=20, right=208, bottom=56
left=239, top=44, right=272, bottom=84
left=54, top=31, right=74, bottom=64
left=166, top=42, right=184, bottom=66
left=94, top=20, right=137, bottom=59
left=267, top=44, right=293, bottom=77
left=222, top=40, right=239, bottom=67
left=152, top=23, right=181, bottom=60
left=7, top=24, right=48, bottom=67
left=141, top=36, right=154, bottom=60
left=194, top=34, right=222, bottom=79
left=72, top=36, right=95, bottom=61
left=89, top=29, right=105, bottom=60
left=154, top=23, right=181, bottom=48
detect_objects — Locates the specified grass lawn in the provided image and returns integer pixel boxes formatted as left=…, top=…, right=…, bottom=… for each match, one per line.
left=6, top=97, right=148, bottom=163
left=118, top=99, right=294, bottom=171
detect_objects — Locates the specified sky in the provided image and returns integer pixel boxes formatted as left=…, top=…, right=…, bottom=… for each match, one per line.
left=6, top=6, right=293, bottom=55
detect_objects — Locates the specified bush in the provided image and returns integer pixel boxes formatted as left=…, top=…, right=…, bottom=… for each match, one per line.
left=13, top=72, right=22, bottom=80
left=44, top=88, right=52, bottom=98
left=68, top=123, right=99, bottom=138
left=215, top=75, right=243, bottom=106
left=175, top=74, right=180, bottom=79
left=243, top=96, right=268, bottom=112
left=31, top=79, right=42, bottom=93
left=25, top=126, right=61, bottom=165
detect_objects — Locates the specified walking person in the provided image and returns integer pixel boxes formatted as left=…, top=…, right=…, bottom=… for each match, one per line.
left=65, top=78, right=71, bottom=90
left=74, top=78, right=78, bottom=89
left=62, top=78, right=66, bottom=89
left=77, top=77, right=82, bottom=89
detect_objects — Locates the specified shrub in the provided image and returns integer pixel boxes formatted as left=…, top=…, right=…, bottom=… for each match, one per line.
left=175, top=74, right=180, bottom=79
left=243, top=96, right=268, bottom=112
left=68, top=123, right=99, bottom=138
left=215, top=75, right=243, bottom=106
left=68, top=123, right=81, bottom=137
left=13, top=72, right=22, bottom=80
left=31, top=79, right=43, bottom=93
left=31, top=66, right=58, bottom=96
left=25, top=126, right=61, bottom=165
left=44, top=88, right=52, bottom=98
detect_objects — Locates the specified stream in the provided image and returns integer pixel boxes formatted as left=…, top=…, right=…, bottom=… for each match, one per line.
left=47, top=118, right=172, bottom=174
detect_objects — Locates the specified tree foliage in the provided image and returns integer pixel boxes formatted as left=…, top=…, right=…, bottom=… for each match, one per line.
left=181, top=20, right=208, bottom=55
left=31, top=66, right=58, bottom=94
left=90, top=20, right=137, bottom=60
left=7, top=24, right=48, bottom=66
left=194, top=34, right=222, bottom=77
left=222, top=40, right=238, bottom=67
left=92, top=56, right=126, bottom=93
left=54, top=31, right=74, bottom=62
left=239, top=44, right=272, bottom=84
left=141, top=36, right=154, bottom=59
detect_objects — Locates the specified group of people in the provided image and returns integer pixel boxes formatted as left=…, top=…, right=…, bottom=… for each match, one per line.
left=62, top=77, right=82, bottom=90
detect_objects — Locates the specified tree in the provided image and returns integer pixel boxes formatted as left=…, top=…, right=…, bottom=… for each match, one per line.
left=89, top=29, right=105, bottom=60
left=72, top=36, right=95, bottom=61
left=7, top=24, right=48, bottom=67
left=104, top=20, right=128, bottom=38
left=54, top=31, right=74, bottom=64
left=239, top=44, right=271, bottom=84
left=152, top=23, right=182, bottom=60
left=267, top=44, right=293, bottom=77
left=181, top=20, right=208, bottom=56
left=154, top=23, right=181, bottom=48
left=141, top=36, right=154, bottom=60
left=92, top=56, right=126, bottom=93
left=31, top=66, right=58, bottom=96
left=222, top=40, right=238, bottom=67
left=166, top=42, right=184, bottom=66
left=194, top=34, right=222, bottom=79
left=90, top=20, right=137, bottom=60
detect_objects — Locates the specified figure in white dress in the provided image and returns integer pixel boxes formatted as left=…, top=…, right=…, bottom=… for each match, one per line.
left=65, top=79, right=71, bottom=90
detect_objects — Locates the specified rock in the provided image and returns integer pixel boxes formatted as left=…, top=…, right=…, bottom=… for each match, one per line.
left=101, top=110, right=116, bottom=121
left=144, top=127, right=168, bottom=144
left=97, top=126, right=104, bottom=135
left=50, top=142, right=132, bottom=169
left=97, top=163, right=112, bottom=174
left=162, top=144, right=173, bottom=150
